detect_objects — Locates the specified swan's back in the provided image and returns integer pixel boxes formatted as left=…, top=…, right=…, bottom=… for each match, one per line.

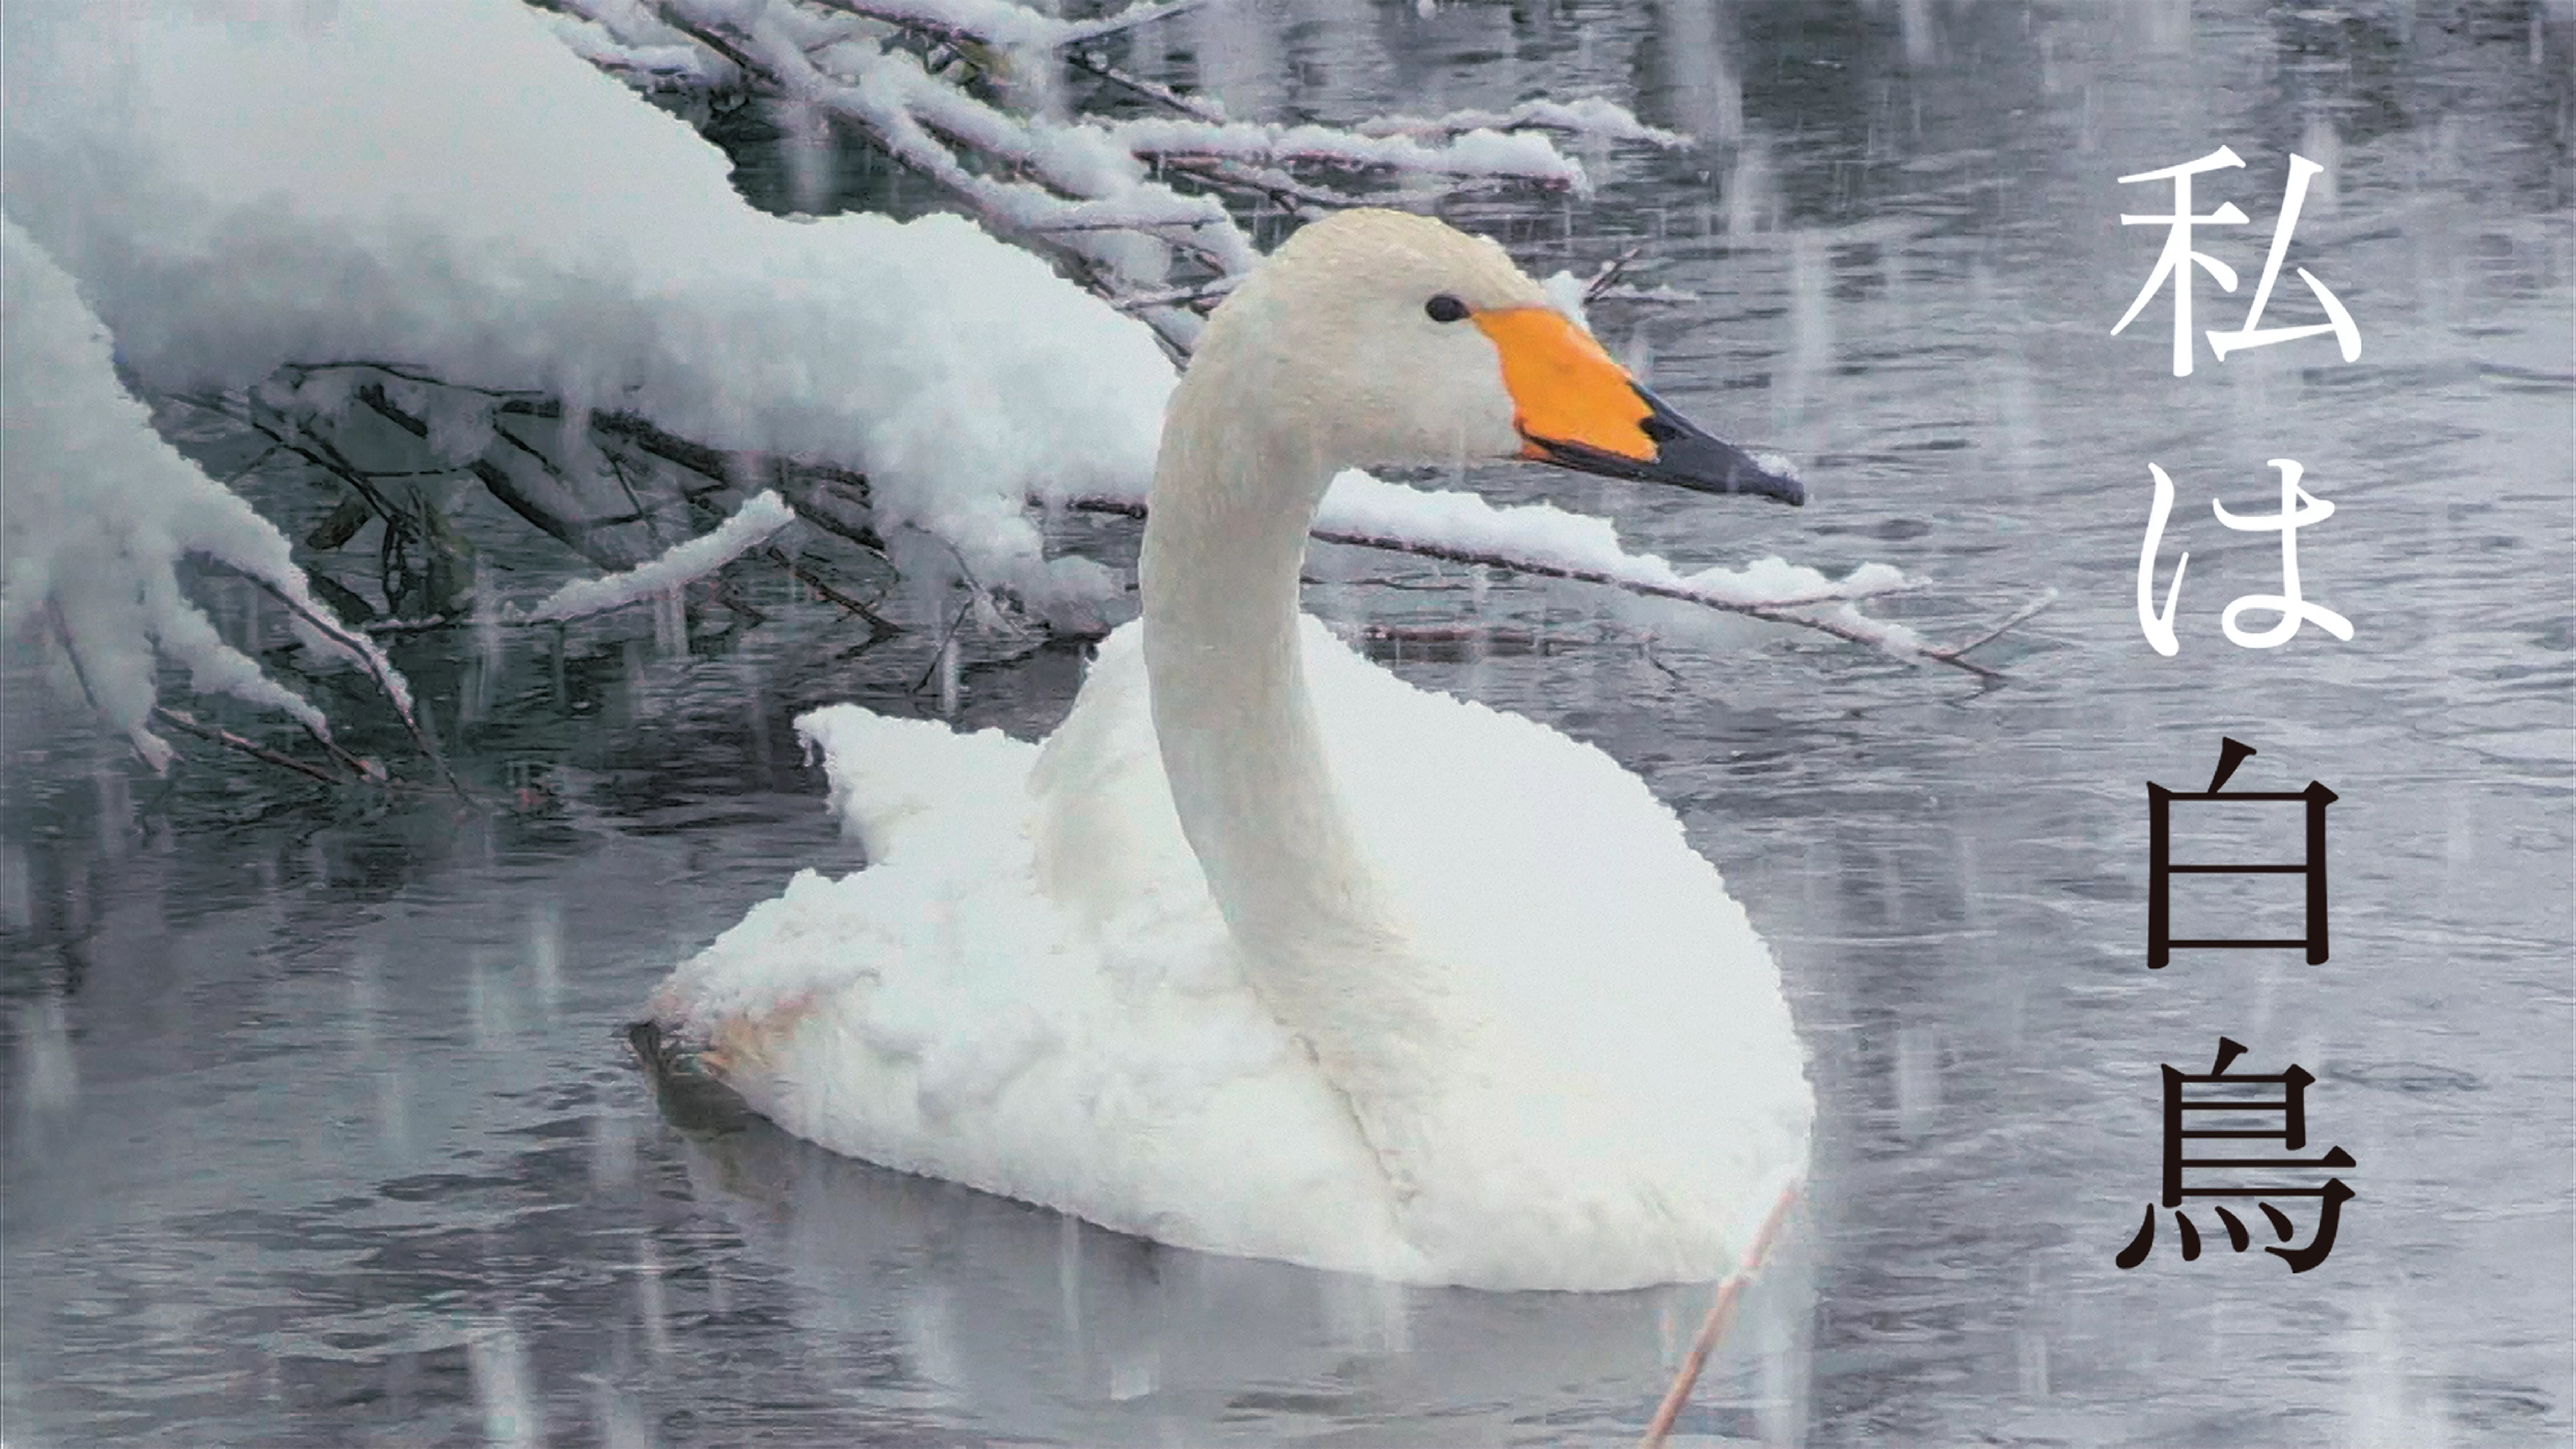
left=654, top=618, right=1806, bottom=1289
left=1029, top=616, right=1807, bottom=1283
left=1298, top=620, right=1810, bottom=1278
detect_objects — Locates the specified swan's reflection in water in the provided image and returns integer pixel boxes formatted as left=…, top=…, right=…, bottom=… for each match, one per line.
left=648, top=1059, right=1813, bottom=1446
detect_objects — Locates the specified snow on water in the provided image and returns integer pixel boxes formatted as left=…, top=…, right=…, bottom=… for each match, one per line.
left=0, top=0, right=1175, bottom=607
left=519, top=490, right=795, bottom=623
left=0, top=217, right=413, bottom=769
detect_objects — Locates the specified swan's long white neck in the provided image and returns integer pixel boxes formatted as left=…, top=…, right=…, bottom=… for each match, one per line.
left=1139, top=360, right=1455, bottom=1149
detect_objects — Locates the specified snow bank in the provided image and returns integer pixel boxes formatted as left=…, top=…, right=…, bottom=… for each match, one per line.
left=0, top=0, right=1178, bottom=606
left=0, top=219, right=410, bottom=769
left=520, top=490, right=796, bottom=623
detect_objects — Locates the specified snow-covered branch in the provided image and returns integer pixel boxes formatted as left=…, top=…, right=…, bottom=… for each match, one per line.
left=1355, top=98, right=1691, bottom=150
left=807, top=0, right=1213, bottom=52
left=1, top=219, right=431, bottom=776
left=0, top=0, right=2039, bottom=785
left=1057, top=475, right=2030, bottom=679
left=173, top=367, right=900, bottom=642
left=520, top=491, right=796, bottom=623
left=557, top=0, right=1682, bottom=349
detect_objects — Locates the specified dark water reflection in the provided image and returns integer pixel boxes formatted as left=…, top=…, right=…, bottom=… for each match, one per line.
left=6, top=2, right=2571, bottom=1445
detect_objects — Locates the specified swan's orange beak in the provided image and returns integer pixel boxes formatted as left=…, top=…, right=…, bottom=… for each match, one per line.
left=1471, top=306, right=1804, bottom=505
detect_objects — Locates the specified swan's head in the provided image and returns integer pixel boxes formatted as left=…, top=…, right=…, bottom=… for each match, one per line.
left=1191, top=209, right=1803, bottom=506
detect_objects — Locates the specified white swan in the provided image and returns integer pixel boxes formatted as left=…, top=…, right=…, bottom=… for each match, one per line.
left=650, top=210, right=1812, bottom=1292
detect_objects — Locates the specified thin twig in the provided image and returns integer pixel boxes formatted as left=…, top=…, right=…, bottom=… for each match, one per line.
left=1584, top=243, right=1648, bottom=304
left=800, top=0, right=1207, bottom=52
left=324, top=372, right=890, bottom=619
left=1590, top=284, right=1700, bottom=306
left=216, top=441, right=289, bottom=489
left=1923, top=588, right=2056, bottom=667
left=283, top=359, right=547, bottom=401
left=152, top=707, right=344, bottom=787
left=1639, top=1176, right=1804, bottom=1449
left=1055, top=0, right=1210, bottom=46
left=99, top=416, right=465, bottom=789
left=295, top=718, right=390, bottom=784
left=45, top=601, right=105, bottom=717
left=599, top=432, right=676, bottom=549
left=912, top=595, right=978, bottom=695
left=1641, top=635, right=1685, bottom=683
left=175, top=391, right=407, bottom=527
left=1349, top=622, right=1556, bottom=651
left=1304, top=532, right=1996, bottom=674
left=58, top=578, right=391, bottom=785
left=211, top=561, right=472, bottom=798
left=1066, top=48, right=1226, bottom=122
left=766, top=545, right=901, bottom=636
left=1159, top=153, right=1356, bottom=214
left=698, top=573, right=771, bottom=627
left=1111, top=275, right=1244, bottom=311
left=1018, top=214, right=1231, bottom=233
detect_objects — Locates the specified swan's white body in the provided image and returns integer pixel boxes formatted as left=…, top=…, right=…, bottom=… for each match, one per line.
left=653, top=212, right=1812, bottom=1291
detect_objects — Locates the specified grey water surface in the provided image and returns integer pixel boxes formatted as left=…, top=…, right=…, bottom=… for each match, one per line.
left=5, top=3, right=2572, bottom=1445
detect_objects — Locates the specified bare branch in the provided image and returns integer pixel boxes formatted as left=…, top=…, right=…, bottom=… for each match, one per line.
left=595, top=0, right=1625, bottom=340
left=1065, top=47, right=1225, bottom=122
left=1583, top=243, right=1647, bottom=304
left=1055, top=0, right=1210, bottom=46
left=44, top=600, right=107, bottom=717
left=220, top=563, right=470, bottom=795
left=1111, top=275, right=1243, bottom=311
left=1639, top=1176, right=1803, bottom=1448
left=800, top=0, right=1207, bottom=52
left=1355, top=97, right=1690, bottom=149
left=153, top=706, right=346, bottom=786
left=1053, top=495, right=2024, bottom=677
left=767, top=544, right=901, bottom=636
left=1921, top=588, right=2056, bottom=672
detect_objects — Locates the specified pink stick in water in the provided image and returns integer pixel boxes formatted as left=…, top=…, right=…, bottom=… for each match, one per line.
left=1639, top=1175, right=1804, bottom=1449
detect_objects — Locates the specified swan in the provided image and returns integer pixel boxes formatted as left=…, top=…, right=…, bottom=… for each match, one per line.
left=648, top=209, right=1813, bottom=1292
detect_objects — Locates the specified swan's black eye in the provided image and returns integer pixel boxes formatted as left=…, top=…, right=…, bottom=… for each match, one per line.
left=1424, top=294, right=1469, bottom=324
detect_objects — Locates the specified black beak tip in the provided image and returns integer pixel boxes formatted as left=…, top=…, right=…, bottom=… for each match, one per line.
left=1634, top=385, right=1805, bottom=505
left=1749, top=456, right=1806, bottom=508
left=1690, top=446, right=1813, bottom=508
left=1524, top=386, right=1808, bottom=505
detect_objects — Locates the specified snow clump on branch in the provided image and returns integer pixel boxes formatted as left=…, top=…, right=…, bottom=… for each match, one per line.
left=0, top=219, right=414, bottom=770
left=1, top=0, right=1177, bottom=613
left=557, top=0, right=1684, bottom=349
left=521, top=491, right=797, bottom=623
left=0, top=0, right=2006, bottom=781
